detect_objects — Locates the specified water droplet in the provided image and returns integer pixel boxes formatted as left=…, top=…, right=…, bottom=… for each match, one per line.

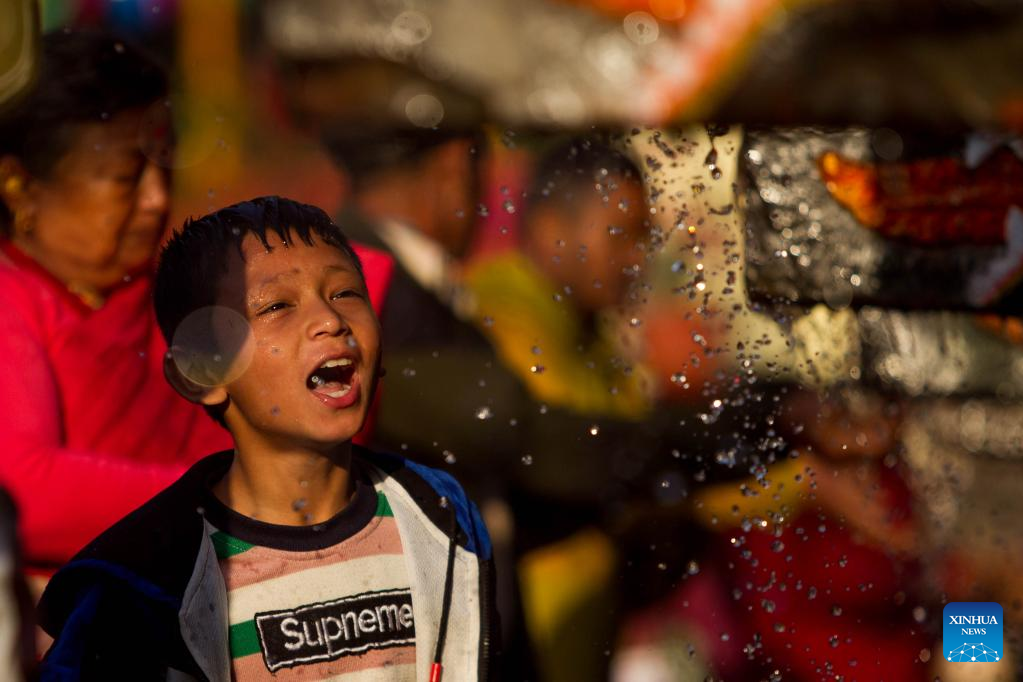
left=831, top=605, right=843, bottom=616
left=629, top=317, right=642, bottom=327
left=477, top=204, right=490, bottom=217
left=531, top=345, right=542, bottom=355
left=686, top=560, right=700, bottom=575
left=443, top=451, right=457, bottom=464
left=912, top=606, right=926, bottom=623
left=588, top=424, right=600, bottom=436
left=529, top=364, right=545, bottom=374
left=439, top=496, right=450, bottom=509
left=475, top=406, right=493, bottom=420
left=657, top=562, right=667, bottom=571
left=402, top=367, right=417, bottom=377
left=521, top=454, right=533, bottom=466
left=671, top=372, right=687, bottom=385
left=483, top=316, right=494, bottom=327
left=291, top=498, right=307, bottom=512
left=623, top=11, right=659, bottom=45
left=502, top=200, right=516, bottom=214
left=405, top=93, right=445, bottom=128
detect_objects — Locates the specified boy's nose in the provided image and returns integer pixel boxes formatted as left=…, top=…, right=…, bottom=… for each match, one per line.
left=308, top=301, right=350, bottom=338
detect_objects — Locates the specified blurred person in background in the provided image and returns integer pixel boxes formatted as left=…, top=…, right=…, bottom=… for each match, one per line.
left=0, top=30, right=230, bottom=579
left=462, top=137, right=661, bottom=681
left=465, top=137, right=652, bottom=420
left=656, top=387, right=932, bottom=681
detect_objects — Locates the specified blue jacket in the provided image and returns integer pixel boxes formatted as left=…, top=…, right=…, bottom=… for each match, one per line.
left=38, top=448, right=498, bottom=681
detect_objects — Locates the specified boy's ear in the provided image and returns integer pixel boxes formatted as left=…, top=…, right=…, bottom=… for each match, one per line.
left=163, top=351, right=229, bottom=407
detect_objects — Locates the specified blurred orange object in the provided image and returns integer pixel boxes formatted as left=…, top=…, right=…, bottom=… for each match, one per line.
left=561, top=0, right=694, bottom=21
left=639, top=304, right=720, bottom=401
left=819, top=148, right=1023, bottom=246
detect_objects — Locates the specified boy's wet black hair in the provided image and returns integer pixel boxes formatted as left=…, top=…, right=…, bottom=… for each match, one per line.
left=154, top=196, right=364, bottom=423
left=155, top=195, right=364, bottom=345
left=0, top=29, right=168, bottom=232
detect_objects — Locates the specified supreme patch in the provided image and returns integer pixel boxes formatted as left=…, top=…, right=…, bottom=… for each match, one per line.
left=254, top=588, right=416, bottom=672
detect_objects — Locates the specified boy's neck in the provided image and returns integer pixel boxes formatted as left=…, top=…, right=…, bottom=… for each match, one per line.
left=213, top=440, right=357, bottom=527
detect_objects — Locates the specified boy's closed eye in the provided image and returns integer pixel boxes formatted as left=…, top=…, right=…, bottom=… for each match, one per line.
left=256, top=301, right=291, bottom=316
left=331, top=289, right=365, bottom=300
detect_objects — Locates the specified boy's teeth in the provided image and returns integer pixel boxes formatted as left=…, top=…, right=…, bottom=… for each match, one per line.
left=326, top=385, right=351, bottom=399
left=320, top=358, right=353, bottom=369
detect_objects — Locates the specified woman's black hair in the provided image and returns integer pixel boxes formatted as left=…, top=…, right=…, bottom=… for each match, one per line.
left=0, top=28, right=168, bottom=231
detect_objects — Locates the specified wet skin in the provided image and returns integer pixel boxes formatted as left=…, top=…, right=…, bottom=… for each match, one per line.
left=202, top=234, right=382, bottom=525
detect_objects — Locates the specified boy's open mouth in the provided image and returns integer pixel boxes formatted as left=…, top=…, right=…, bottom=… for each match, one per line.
left=307, top=358, right=356, bottom=399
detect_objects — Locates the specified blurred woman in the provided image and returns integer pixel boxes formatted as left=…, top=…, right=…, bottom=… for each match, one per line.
left=0, top=30, right=230, bottom=571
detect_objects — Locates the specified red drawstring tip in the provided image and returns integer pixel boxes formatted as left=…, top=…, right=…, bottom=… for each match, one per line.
left=430, top=662, right=443, bottom=682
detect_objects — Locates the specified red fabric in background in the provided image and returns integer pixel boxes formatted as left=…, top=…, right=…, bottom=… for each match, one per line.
left=349, top=244, right=393, bottom=444
left=725, top=489, right=929, bottom=681
left=0, top=241, right=391, bottom=567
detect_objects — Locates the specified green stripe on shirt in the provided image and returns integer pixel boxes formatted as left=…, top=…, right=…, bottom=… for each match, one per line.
left=375, top=492, right=393, bottom=517
left=229, top=619, right=262, bottom=659
left=211, top=531, right=255, bottom=559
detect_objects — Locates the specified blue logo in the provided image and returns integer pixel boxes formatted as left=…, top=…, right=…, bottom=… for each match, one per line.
left=943, top=602, right=1003, bottom=662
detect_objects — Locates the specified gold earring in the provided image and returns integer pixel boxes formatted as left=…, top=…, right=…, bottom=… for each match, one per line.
left=3, top=176, right=23, bottom=195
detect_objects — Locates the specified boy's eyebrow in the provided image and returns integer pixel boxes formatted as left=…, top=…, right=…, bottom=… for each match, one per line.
left=253, top=268, right=302, bottom=291
left=323, top=263, right=358, bottom=275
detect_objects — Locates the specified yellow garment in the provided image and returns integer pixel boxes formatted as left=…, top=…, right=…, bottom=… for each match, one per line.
left=465, top=251, right=648, bottom=419
left=690, top=457, right=811, bottom=529
left=518, top=528, right=617, bottom=682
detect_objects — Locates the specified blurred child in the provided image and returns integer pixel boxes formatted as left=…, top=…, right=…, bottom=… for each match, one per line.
left=465, top=137, right=651, bottom=420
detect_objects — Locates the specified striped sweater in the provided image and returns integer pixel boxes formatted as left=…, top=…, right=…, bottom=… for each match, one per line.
left=39, top=448, right=498, bottom=681
left=207, top=481, right=416, bottom=680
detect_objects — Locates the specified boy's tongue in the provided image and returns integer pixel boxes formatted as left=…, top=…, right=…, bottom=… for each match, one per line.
left=312, top=378, right=349, bottom=397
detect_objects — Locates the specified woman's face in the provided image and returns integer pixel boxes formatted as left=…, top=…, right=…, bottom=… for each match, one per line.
left=15, top=106, right=171, bottom=292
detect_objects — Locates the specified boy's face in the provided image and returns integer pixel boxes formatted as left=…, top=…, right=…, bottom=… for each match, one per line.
left=213, top=233, right=380, bottom=451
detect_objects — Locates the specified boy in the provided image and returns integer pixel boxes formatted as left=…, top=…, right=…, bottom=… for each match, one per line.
left=38, top=197, right=497, bottom=681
